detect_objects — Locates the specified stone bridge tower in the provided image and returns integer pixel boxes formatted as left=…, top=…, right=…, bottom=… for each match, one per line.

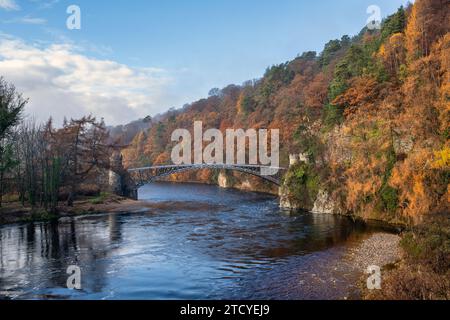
left=109, top=151, right=138, bottom=200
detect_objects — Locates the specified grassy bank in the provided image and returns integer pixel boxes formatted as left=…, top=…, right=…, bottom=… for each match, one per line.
left=0, top=191, right=229, bottom=226
left=0, top=193, right=139, bottom=225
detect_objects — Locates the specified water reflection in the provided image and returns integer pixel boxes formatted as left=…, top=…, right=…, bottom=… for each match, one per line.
left=0, top=183, right=385, bottom=300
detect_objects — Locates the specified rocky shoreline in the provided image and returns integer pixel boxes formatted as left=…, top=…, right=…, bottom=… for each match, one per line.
left=347, top=233, right=401, bottom=273
left=241, top=232, right=402, bottom=300
left=345, top=233, right=402, bottom=299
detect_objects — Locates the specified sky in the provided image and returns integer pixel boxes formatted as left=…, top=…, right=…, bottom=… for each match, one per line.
left=0, top=0, right=411, bottom=126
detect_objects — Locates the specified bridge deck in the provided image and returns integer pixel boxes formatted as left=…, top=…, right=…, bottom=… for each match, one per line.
left=128, top=164, right=285, bottom=171
left=127, top=164, right=286, bottom=187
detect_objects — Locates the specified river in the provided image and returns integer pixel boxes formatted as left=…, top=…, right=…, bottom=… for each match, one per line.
left=0, top=183, right=389, bottom=300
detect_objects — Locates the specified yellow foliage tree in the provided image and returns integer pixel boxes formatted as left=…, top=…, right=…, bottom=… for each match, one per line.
left=379, top=33, right=406, bottom=76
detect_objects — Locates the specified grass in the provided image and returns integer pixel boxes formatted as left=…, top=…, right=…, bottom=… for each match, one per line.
left=20, top=209, right=58, bottom=223
left=89, top=192, right=111, bottom=205
left=0, top=191, right=127, bottom=226
left=2, top=194, right=20, bottom=203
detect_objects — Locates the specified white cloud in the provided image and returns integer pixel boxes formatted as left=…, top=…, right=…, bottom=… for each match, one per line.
left=38, top=0, right=59, bottom=9
left=0, top=0, right=19, bottom=11
left=0, top=37, right=178, bottom=126
left=29, top=0, right=60, bottom=10
left=19, top=16, right=47, bottom=24
left=3, top=16, right=47, bottom=25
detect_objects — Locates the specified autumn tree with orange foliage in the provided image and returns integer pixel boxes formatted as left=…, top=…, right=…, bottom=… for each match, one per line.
left=120, top=0, right=449, bottom=222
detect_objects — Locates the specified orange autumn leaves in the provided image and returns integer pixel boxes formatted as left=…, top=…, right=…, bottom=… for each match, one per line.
left=379, top=33, right=406, bottom=76
left=120, top=0, right=449, bottom=223
left=332, top=77, right=381, bottom=115
left=390, top=149, right=445, bottom=221
left=327, top=0, right=449, bottom=221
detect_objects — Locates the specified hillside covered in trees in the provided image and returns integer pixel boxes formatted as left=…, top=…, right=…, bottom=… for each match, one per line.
left=121, top=0, right=449, bottom=225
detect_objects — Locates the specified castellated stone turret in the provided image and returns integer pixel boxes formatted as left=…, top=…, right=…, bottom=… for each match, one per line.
left=289, top=153, right=309, bottom=166
left=108, top=151, right=138, bottom=199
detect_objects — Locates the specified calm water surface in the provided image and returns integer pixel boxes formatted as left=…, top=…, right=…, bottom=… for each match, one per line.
left=0, top=183, right=385, bottom=300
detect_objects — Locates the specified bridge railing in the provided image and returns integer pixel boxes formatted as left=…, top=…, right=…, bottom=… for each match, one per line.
left=128, top=164, right=286, bottom=172
left=127, top=164, right=286, bottom=187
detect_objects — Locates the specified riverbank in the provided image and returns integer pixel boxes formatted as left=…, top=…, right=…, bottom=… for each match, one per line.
left=346, top=233, right=401, bottom=299
left=284, top=232, right=401, bottom=300
left=0, top=192, right=231, bottom=226
left=0, top=194, right=144, bottom=226
left=361, top=214, right=449, bottom=300
left=347, top=233, right=401, bottom=272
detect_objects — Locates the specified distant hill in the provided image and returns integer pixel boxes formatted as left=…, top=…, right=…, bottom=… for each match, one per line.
left=107, top=118, right=152, bottom=145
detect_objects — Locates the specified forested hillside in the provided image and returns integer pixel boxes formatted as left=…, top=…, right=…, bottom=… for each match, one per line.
left=122, top=0, right=449, bottom=225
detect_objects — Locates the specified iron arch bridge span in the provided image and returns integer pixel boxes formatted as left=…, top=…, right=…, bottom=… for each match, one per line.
left=127, top=164, right=286, bottom=188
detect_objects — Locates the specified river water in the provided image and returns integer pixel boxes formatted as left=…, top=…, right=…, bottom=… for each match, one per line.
left=0, top=183, right=387, bottom=300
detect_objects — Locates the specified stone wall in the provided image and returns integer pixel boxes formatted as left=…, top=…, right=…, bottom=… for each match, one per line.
left=108, top=151, right=138, bottom=199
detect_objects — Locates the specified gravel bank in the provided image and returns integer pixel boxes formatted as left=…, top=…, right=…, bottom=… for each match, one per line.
left=227, top=232, right=402, bottom=300
left=347, top=233, right=402, bottom=272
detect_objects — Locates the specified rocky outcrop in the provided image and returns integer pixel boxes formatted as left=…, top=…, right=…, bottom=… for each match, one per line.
left=279, top=185, right=302, bottom=210
left=280, top=149, right=341, bottom=213
left=279, top=155, right=312, bottom=210
left=237, top=179, right=253, bottom=191
left=312, top=190, right=336, bottom=214
left=325, top=125, right=353, bottom=165
left=392, top=130, right=414, bottom=155
left=217, top=171, right=229, bottom=188
left=279, top=186, right=339, bottom=214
